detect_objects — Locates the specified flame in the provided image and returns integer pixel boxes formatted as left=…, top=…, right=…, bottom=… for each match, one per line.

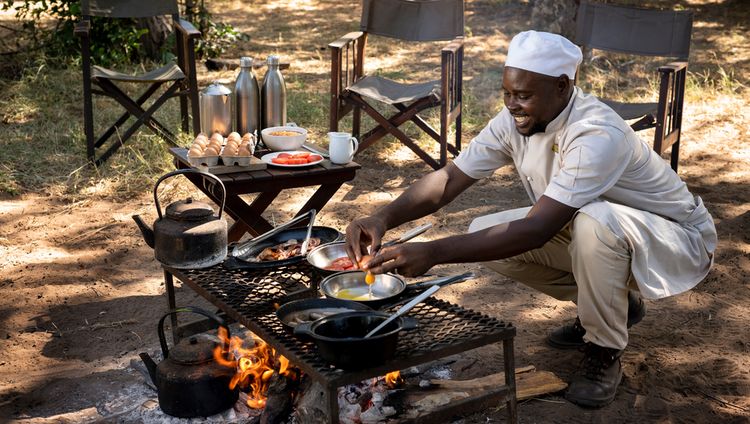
left=213, top=327, right=298, bottom=409
left=384, top=370, right=402, bottom=388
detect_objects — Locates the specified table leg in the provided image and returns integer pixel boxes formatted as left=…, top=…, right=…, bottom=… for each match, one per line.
left=296, top=183, right=345, bottom=218
left=163, top=269, right=180, bottom=343
left=503, top=337, right=518, bottom=423
left=225, top=190, right=280, bottom=241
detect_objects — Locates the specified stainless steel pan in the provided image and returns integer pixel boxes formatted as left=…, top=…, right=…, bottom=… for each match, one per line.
left=319, top=271, right=474, bottom=309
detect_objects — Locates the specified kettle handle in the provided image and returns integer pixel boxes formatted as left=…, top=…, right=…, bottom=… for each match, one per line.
left=153, top=169, right=226, bottom=220
left=157, top=306, right=231, bottom=360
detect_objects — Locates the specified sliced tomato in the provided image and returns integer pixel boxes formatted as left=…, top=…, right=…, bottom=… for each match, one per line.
left=324, top=257, right=355, bottom=271
left=292, top=152, right=311, bottom=158
left=272, top=157, right=290, bottom=164
left=307, top=154, right=323, bottom=162
left=290, top=158, right=308, bottom=164
left=277, top=152, right=292, bottom=158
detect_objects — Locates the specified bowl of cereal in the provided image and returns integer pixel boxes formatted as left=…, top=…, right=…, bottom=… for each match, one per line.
left=261, top=126, right=307, bottom=151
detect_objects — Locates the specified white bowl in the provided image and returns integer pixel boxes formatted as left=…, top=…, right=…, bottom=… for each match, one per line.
left=261, top=126, right=307, bottom=151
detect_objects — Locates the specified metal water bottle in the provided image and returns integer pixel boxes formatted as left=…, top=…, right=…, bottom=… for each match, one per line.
left=261, top=55, right=287, bottom=129
left=234, top=57, right=260, bottom=135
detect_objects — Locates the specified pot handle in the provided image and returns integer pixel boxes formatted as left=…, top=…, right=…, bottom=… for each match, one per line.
left=157, top=306, right=230, bottom=360
left=153, top=169, right=226, bottom=220
left=293, top=321, right=314, bottom=337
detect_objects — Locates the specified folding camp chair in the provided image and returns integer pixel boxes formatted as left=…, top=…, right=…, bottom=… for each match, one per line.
left=329, top=0, right=464, bottom=169
left=575, top=1, right=693, bottom=171
left=76, top=0, right=201, bottom=166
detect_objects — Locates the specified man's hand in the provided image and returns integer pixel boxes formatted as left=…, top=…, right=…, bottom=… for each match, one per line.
left=344, top=216, right=388, bottom=264
left=361, top=242, right=436, bottom=277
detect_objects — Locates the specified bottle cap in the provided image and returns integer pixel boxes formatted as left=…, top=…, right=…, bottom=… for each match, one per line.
left=240, top=57, right=253, bottom=67
left=267, top=55, right=280, bottom=65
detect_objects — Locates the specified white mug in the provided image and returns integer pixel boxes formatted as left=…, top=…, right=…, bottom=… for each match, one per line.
left=328, top=132, right=359, bottom=164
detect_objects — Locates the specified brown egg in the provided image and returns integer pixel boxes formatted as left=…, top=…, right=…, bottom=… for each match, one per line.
left=188, top=147, right=203, bottom=157
left=204, top=146, right=220, bottom=156
left=238, top=145, right=252, bottom=155
left=210, top=133, right=224, bottom=144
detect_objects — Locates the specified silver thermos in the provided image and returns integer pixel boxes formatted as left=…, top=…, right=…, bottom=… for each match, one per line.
left=234, top=57, right=260, bottom=135
left=199, top=81, right=232, bottom=136
left=261, top=55, right=287, bottom=129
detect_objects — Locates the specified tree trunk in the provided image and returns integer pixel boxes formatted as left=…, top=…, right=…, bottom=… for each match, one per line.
left=530, top=0, right=580, bottom=40
left=138, top=16, right=172, bottom=61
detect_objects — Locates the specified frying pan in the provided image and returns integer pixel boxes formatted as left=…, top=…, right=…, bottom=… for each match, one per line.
left=275, top=297, right=373, bottom=334
left=227, top=226, right=342, bottom=269
left=319, top=271, right=474, bottom=309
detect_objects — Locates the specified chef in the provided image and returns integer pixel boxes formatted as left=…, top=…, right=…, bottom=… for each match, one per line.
left=345, top=30, right=717, bottom=407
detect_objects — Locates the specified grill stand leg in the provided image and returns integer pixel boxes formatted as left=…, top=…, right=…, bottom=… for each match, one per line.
left=504, top=337, right=518, bottom=423
left=164, top=270, right=180, bottom=343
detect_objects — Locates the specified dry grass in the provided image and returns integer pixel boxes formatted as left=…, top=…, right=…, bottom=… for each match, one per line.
left=0, top=0, right=748, bottom=202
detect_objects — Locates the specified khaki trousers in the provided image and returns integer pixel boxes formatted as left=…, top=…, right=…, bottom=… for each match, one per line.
left=469, top=207, right=636, bottom=350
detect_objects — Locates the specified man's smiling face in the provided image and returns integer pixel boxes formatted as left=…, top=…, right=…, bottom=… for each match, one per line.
left=502, top=67, right=572, bottom=136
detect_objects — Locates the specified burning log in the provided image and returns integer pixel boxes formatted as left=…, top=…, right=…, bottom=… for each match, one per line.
left=260, top=369, right=300, bottom=424
left=293, top=378, right=329, bottom=423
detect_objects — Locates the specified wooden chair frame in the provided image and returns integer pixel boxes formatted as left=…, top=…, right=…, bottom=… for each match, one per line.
left=76, top=12, right=200, bottom=166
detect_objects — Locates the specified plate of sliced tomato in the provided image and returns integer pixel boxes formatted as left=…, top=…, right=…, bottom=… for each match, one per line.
left=261, top=150, right=325, bottom=167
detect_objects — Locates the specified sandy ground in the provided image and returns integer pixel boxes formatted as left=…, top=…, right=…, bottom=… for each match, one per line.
left=1, top=0, right=750, bottom=423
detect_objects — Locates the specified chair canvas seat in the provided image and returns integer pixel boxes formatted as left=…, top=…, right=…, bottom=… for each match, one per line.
left=600, top=99, right=657, bottom=121
left=92, top=63, right=185, bottom=83
left=347, top=76, right=440, bottom=105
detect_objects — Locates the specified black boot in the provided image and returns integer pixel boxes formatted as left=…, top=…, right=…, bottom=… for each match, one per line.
left=565, top=343, right=623, bottom=408
left=546, top=291, right=646, bottom=349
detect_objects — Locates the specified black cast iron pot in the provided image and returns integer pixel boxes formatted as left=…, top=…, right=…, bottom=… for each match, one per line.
left=294, top=311, right=417, bottom=370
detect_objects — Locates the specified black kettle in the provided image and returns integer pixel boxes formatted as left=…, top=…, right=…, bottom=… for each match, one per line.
left=133, top=169, right=227, bottom=269
left=140, top=307, right=239, bottom=418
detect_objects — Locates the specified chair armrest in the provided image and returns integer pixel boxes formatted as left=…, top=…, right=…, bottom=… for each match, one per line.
left=441, top=37, right=464, bottom=118
left=441, top=36, right=464, bottom=55
left=176, top=18, right=201, bottom=39
left=329, top=31, right=365, bottom=50
left=658, top=61, right=687, bottom=74
left=74, top=19, right=90, bottom=38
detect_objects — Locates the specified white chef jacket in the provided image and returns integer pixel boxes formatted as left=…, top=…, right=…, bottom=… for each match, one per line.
left=454, top=87, right=717, bottom=299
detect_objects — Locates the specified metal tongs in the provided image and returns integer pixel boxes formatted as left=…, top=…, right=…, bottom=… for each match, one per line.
left=231, top=209, right=317, bottom=260
left=373, top=223, right=433, bottom=254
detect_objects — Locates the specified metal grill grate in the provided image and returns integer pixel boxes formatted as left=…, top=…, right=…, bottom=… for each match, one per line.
left=168, top=262, right=515, bottom=387
left=174, top=262, right=316, bottom=317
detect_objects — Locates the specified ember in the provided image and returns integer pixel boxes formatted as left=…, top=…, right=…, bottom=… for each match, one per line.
left=385, top=371, right=402, bottom=388
left=214, top=327, right=299, bottom=409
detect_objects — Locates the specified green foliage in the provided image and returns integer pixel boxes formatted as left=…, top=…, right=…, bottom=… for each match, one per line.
left=176, top=0, right=247, bottom=60
left=0, top=0, right=242, bottom=66
left=1, top=0, right=146, bottom=66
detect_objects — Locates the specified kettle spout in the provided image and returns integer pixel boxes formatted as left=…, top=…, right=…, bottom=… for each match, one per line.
left=132, top=215, right=155, bottom=248
left=139, top=352, right=158, bottom=385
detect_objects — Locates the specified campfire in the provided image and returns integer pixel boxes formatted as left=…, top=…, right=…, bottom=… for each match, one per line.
left=210, top=327, right=405, bottom=422
left=214, top=327, right=301, bottom=410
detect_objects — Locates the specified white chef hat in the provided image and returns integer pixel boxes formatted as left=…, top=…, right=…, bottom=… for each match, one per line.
left=505, top=30, right=582, bottom=80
